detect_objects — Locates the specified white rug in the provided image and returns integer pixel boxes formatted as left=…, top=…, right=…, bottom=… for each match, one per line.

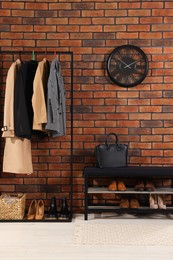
left=73, top=220, right=173, bottom=246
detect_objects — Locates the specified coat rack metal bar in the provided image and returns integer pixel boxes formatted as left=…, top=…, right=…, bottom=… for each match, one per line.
left=0, top=50, right=74, bottom=222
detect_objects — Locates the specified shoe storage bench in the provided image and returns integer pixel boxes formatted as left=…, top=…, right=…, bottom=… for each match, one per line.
left=84, top=166, right=173, bottom=220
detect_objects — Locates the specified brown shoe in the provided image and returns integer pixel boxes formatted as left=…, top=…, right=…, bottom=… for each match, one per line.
left=134, top=180, right=145, bottom=191
left=119, top=198, right=129, bottom=208
left=108, top=180, right=117, bottom=191
left=27, top=200, right=37, bottom=220
left=145, top=181, right=155, bottom=191
left=117, top=181, right=126, bottom=191
left=35, top=200, right=45, bottom=220
left=130, top=198, right=140, bottom=209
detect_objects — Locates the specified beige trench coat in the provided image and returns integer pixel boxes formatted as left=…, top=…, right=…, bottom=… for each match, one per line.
left=32, top=58, right=49, bottom=131
left=2, top=59, right=33, bottom=174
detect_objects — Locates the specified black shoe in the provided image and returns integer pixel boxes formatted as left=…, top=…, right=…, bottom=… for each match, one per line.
left=47, top=196, right=57, bottom=219
left=58, top=197, right=70, bottom=220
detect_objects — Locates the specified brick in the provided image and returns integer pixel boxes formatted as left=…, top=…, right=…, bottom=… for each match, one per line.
left=0, top=25, right=10, bottom=31
left=72, top=3, right=94, bottom=9
left=1, top=32, right=23, bottom=39
left=34, top=25, right=56, bottom=32
left=24, top=33, right=46, bottom=39
left=117, top=32, right=138, bottom=39
left=92, top=18, right=114, bottom=24
left=80, top=25, right=102, bottom=32
left=82, top=10, right=104, bottom=17
left=140, top=32, right=162, bottom=39
left=152, top=9, right=173, bottom=16
left=59, top=10, right=80, bottom=17
left=23, top=18, right=44, bottom=25
left=49, top=3, right=71, bottom=10
left=128, top=25, right=150, bottom=32
left=142, top=150, right=163, bottom=157
left=152, top=158, right=173, bottom=165
left=130, top=157, right=151, bottom=164
left=128, top=10, right=151, bottom=16
left=11, top=25, right=33, bottom=32
left=95, top=3, right=117, bottom=9
left=104, top=25, right=126, bottom=32
left=140, top=106, right=162, bottom=113
left=12, top=10, right=34, bottom=17
left=120, top=2, right=140, bottom=9
left=36, top=10, right=57, bottom=18
left=116, top=17, right=139, bottom=24
left=69, top=18, right=91, bottom=24
left=58, top=25, right=79, bottom=32
left=25, top=3, right=48, bottom=10
left=105, top=10, right=127, bottom=17
left=0, top=17, right=22, bottom=24
left=2, top=2, right=24, bottom=9
left=140, top=17, right=162, bottom=24
left=0, top=10, right=10, bottom=16
left=13, top=40, right=35, bottom=47
left=143, top=2, right=163, bottom=8
left=153, top=24, right=173, bottom=31
left=71, top=33, right=92, bottom=39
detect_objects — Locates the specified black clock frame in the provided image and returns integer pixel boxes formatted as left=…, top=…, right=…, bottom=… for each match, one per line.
left=107, top=45, right=149, bottom=88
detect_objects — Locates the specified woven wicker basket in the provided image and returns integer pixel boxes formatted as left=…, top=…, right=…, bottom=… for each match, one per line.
left=0, top=193, right=26, bottom=220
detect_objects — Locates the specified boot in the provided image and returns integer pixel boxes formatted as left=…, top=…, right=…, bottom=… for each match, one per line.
left=58, top=197, right=70, bottom=220
left=47, top=196, right=57, bottom=219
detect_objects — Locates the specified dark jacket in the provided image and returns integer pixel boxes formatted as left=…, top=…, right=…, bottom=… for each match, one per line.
left=45, top=58, right=66, bottom=137
left=14, top=60, right=38, bottom=139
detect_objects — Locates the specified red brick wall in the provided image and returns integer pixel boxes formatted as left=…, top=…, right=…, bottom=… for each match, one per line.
left=0, top=0, right=173, bottom=213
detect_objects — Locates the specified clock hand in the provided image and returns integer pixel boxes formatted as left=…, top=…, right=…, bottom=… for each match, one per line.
left=117, top=59, right=131, bottom=69
left=124, top=58, right=142, bottom=68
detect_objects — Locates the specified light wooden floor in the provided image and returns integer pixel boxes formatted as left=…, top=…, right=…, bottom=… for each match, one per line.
left=0, top=214, right=173, bottom=260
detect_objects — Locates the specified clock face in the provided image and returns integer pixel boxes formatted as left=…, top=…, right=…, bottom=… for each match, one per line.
left=107, top=45, right=149, bottom=88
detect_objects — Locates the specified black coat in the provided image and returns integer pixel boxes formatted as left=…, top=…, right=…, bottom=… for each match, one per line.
left=14, top=60, right=38, bottom=139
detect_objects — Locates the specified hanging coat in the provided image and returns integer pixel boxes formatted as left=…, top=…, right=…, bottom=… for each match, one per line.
left=2, top=59, right=21, bottom=138
left=45, top=58, right=66, bottom=137
left=14, top=60, right=38, bottom=139
left=2, top=59, right=33, bottom=174
left=32, top=58, right=49, bottom=131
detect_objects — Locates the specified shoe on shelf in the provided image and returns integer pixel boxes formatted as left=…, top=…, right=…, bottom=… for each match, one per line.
left=35, top=200, right=44, bottom=220
left=158, top=195, right=166, bottom=209
left=119, top=198, right=129, bottom=208
left=108, top=180, right=117, bottom=191
left=145, top=180, right=155, bottom=191
left=27, top=200, right=37, bottom=220
left=117, top=181, right=126, bottom=191
left=134, top=180, right=145, bottom=191
left=130, top=198, right=140, bottom=209
left=46, top=196, right=57, bottom=219
left=58, top=197, right=70, bottom=220
left=149, top=194, right=158, bottom=209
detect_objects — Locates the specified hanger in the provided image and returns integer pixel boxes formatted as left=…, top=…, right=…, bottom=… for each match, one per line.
left=31, top=50, right=35, bottom=61
left=54, top=50, right=58, bottom=60
left=18, top=51, right=22, bottom=61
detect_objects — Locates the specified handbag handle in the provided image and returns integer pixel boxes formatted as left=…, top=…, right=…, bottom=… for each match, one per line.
left=105, top=133, right=119, bottom=147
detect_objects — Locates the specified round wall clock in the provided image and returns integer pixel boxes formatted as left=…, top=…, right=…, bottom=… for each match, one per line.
left=107, top=45, right=149, bottom=88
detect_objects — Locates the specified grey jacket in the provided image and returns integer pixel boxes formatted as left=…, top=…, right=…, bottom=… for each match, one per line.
left=45, top=58, right=66, bottom=137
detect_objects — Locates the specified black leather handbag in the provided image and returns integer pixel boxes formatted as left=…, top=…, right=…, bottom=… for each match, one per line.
left=95, top=133, right=128, bottom=168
